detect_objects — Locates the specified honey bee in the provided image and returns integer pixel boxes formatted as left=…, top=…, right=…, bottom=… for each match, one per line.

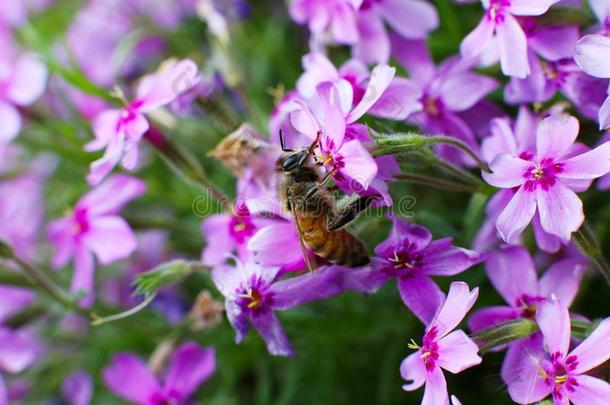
left=279, top=131, right=378, bottom=269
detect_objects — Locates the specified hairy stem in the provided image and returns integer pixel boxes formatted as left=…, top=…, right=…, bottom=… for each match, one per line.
left=426, top=136, right=491, bottom=173
left=573, top=222, right=610, bottom=285
left=394, top=173, right=479, bottom=193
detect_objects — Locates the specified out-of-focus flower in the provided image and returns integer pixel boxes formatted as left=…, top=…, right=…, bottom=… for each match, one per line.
left=354, top=0, right=438, bottom=63
left=0, top=50, right=47, bottom=143
left=597, top=133, right=610, bottom=190
left=86, top=59, right=199, bottom=185
left=401, top=282, right=481, bottom=405
left=189, top=290, right=224, bottom=331
left=0, top=286, right=34, bottom=324
left=62, top=371, right=92, bottom=405
left=460, top=0, right=561, bottom=77
left=0, top=147, right=55, bottom=260
left=103, top=342, right=215, bottom=405
left=0, top=327, right=40, bottom=405
left=369, top=217, right=482, bottom=324
left=391, top=37, right=498, bottom=166
left=48, top=175, right=146, bottom=307
left=289, top=0, right=361, bottom=46
left=574, top=34, right=610, bottom=129
left=212, top=260, right=346, bottom=356
left=483, top=114, right=610, bottom=242
left=507, top=299, right=610, bottom=404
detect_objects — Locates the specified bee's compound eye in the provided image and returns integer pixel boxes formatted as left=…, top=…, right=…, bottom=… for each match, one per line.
left=282, top=151, right=306, bottom=171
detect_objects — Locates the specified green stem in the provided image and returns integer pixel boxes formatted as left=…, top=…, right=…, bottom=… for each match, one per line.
left=394, top=173, right=479, bottom=193
left=426, top=136, right=491, bottom=173
left=419, top=150, right=485, bottom=188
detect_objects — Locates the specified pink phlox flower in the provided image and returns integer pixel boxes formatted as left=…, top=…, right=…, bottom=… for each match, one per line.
left=47, top=175, right=146, bottom=307
left=86, top=59, right=199, bottom=185
left=400, top=281, right=482, bottom=405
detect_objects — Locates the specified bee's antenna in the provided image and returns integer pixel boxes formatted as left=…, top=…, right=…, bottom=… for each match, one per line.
left=279, top=130, right=294, bottom=152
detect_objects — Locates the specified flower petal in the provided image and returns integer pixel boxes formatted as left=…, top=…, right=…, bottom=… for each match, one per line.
left=0, top=286, right=35, bottom=324
left=400, top=351, right=426, bottom=391
left=483, top=153, right=529, bottom=188
left=439, top=72, right=498, bottom=112
left=468, top=306, right=519, bottom=332
left=79, top=175, right=146, bottom=216
left=538, top=259, right=584, bottom=306
left=62, top=371, right=93, bottom=405
left=496, top=14, right=529, bottom=78
left=353, top=13, right=390, bottom=64
left=0, top=101, right=21, bottom=144
left=532, top=212, right=563, bottom=253
left=86, top=110, right=122, bottom=152
left=535, top=181, right=583, bottom=240
left=0, top=328, right=39, bottom=373
left=248, top=222, right=305, bottom=269
left=368, top=77, right=422, bottom=120
left=574, top=34, right=610, bottom=78
left=560, top=142, right=610, bottom=180
left=536, top=114, right=580, bottom=160
left=390, top=36, right=435, bottom=84
left=6, top=53, right=47, bottom=106
left=485, top=245, right=538, bottom=306
left=136, top=59, right=199, bottom=112
left=250, top=310, right=294, bottom=357
left=336, top=139, right=378, bottom=189
left=346, top=64, right=395, bottom=123
left=84, top=216, right=137, bottom=264
left=163, top=342, right=215, bottom=400
left=398, top=275, right=446, bottom=325
left=599, top=94, right=610, bottom=130
left=481, top=118, right=519, bottom=162
left=201, top=214, right=234, bottom=266
left=102, top=353, right=160, bottom=404
left=495, top=185, right=537, bottom=243
left=536, top=299, right=570, bottom=356
left=290, top=102, right=320, bottom=140
left=296, top=52, right=340, bottom=99
left=430, top=281, right=479, bottom=338
left=421, top=240, right=482, bottom=276
left=508, top=0, right=560, bottom=16
left=460, top=16, right=494, bottom=60
left=569, top=375, right=610, bottom=405
left=504, top=337, right=550, bottom=404
left=378, top=0, right=438, bottom=39
left=271, top=265, right=344, bottom=310
left=421, top=366, right=448, bottom=405
left=71, top=247, right=95, bottom=308
left=437, top=330, right=482, bottom=373
left=569, top=318, right=610, bottom=374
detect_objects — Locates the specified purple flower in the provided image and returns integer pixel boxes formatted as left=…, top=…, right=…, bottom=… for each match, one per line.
left=460, top=0, right=561, bottom=77
left=103, top=342, right=215, bottom=405
left=483, top=113, right=610, bottom=242
left=0, top=326, right=40, bottom=405
left=354, top=0, right=438, bottom=63
left=507, top=299, right=610, bottom=404
left=574, top=34, right=610, bottom=129
left=0, top=286, right=35, bottom=324
left=202, top=200, right=278, bottom=266
left=597, top=133, right=610, bottom=190
left=0, top=49, right=47, bottom=143
left=390, top=38, right=498, bottom=166
left=289, top=0, right=360, bottom=45
left=401, top=282, right=481, bottom=405
left=86, top=59, right=199, bottom=185
left=211, top=260, right=346, bottom=356
left=370, top=217, right=483, bottom=324
left=290, top=64, right=395, bottom=190
left=62, top=371, right=92, bottom=405
left=470, top=245, right=584, bottom=332
left=48, top=175, right=146, bottom=307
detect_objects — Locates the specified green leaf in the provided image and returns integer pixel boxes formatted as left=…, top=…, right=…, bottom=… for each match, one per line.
left=133, top=260, right=205, bottom=296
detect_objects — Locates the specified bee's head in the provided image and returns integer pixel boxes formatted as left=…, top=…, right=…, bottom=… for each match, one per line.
left=281, top=149, right=310, bottom=172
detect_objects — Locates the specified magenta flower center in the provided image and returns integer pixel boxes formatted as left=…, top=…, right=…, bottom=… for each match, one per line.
left=409, top=326, right=440, bottom=372
left=314, top=136, right=346, bottom=180
left=236, top=276, right=272, bottom=313
left=229, top=216, right=256, bottom=243
left=485, top=0, right=510, bottom=23
left=538, top=353, right=579, bottom=401
left=387, top=250, right=419, bottom=273
left=72, top=207, right=90, bottom=236
left=422, top=95, right=443, bottom=117
left=515, top=294, right=543, bottom=319
left=523, top=158, right=564, bottom=191
left=343, top=73, right=367, bottom=107
left=360, top=0, right=382, bottom=11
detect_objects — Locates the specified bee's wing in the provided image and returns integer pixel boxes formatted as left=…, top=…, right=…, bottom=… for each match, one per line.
left=289, top=196, right=316, bottom=273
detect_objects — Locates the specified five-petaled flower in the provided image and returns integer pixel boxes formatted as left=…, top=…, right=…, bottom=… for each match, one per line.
left=483, top=113, right=610, bottom=242
left=401, top=281, right=482, bottom=405
left=507, top=299, right=610, bottom=404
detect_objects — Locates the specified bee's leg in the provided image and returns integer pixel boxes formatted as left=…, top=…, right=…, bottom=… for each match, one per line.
left=305, top=171, right=333, bottom=198
left=326, top=195, right=380, bottom=231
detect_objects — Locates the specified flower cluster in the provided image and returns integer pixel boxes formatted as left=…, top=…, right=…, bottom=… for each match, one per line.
left=0, top=0, right=609, bottom=404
